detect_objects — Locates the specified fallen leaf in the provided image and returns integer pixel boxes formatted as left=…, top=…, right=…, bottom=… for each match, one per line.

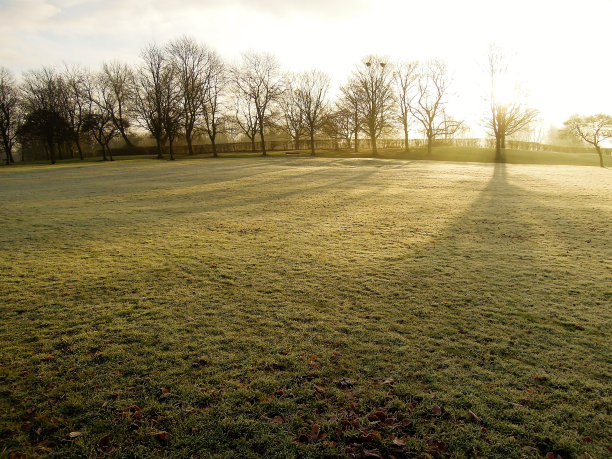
left=432, top=405, right=442, bottom=416
left=363, top=449, right=383, bottom=458
left=392, top=437, right=406, bottom=446
left=574, top=324, right=584, bottom=330
left=546, top=453, right=555, bottom=459
left=186, top=316, right=195, bottom=322
left=126, top=405, right=142, bottom=419
left=68, top=431, right=82, bottom=438
left=582, top=436, right=592, bottom=442
left=271, top=416, right=284, bottom=423
left=382, top=378, right=395, bottom=386
left=309, top=424, right=321, bottom=443
left=336, top=377, right=355, bottom=388
left=160, top=388, right=171, bottom=400
left=313, top=384, right=326, bottom=393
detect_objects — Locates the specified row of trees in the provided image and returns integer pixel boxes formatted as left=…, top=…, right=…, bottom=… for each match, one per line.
left=1, top=39, right=609, bottom=166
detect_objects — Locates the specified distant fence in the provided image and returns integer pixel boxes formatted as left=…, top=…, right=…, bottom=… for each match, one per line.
left=126, top=138, right=608, bottom=155
left=6, top=137, right=610, bottom=162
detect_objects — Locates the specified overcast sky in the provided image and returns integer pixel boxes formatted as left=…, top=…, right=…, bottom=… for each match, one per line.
left=1, top=0, right=611, bottom=133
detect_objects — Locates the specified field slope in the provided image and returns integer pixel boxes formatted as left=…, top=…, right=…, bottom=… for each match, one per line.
left=1, top=158, right=610, bottom=457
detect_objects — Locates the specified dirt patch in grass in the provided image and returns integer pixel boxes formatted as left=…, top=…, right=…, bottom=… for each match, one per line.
left=1, top=158, right=610, bottom=457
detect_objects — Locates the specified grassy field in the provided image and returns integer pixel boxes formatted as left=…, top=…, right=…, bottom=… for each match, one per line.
left=0, top=157, right=610, bottom=458
left=7, top=144, right=612, bottom=168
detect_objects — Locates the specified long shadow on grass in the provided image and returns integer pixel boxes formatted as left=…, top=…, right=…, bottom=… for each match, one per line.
left=2, top=160, right=609, bottom=458
left=386, top=161, right=611, bottom=456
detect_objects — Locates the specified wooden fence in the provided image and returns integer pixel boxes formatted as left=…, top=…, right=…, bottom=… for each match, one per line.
left=6, top=137, right=611, bottom=162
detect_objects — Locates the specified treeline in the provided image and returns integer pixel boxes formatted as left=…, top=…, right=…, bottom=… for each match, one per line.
left=0, top=38, right=610, bottom=166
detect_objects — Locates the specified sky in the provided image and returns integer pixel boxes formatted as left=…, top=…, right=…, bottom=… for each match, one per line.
left=1, top=0, right=611, bottom=136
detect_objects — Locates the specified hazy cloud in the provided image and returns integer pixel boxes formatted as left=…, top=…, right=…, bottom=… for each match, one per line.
left=1, top=0, right=611, bottom=125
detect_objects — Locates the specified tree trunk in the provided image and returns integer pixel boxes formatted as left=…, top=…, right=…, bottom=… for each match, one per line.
left=211, top=138, right=218, bottom=158
left=354, top=130, right=358, bottom=152
left=119, top=129, right=132, bottom=148
left=106, top=143, right=114, bottom=161
left=169, top=138, right=175, bottom=161
left=259, top=127, right=267, bottom=156
left=371, top=132, right=378, bottom=155
left=427, top=136, right=433, bottom=155
left=186, top=132, right=194, bottom=156
left=595, top=145, right=604, bottom=168
left=403, top=123, right=409, bottom=153
left=1, top=139, right=12, bottom=165
left=310, top=131, right=315, bottom=156
left=57, top=143, right=63, bottom=160
left=495, top=137, right=502, bottom=162
left=48, top=140, right=56, bottom=164
left=155, top=138, right=163, bottom=159
left=251, top=138, right=256, bottom=152
left=75, top=137, right=84, bottom=160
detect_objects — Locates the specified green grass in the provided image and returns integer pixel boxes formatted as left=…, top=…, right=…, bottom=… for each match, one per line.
left=7, top=144, right=612, bottom=168
left=0, top=157, right=610, bottom=458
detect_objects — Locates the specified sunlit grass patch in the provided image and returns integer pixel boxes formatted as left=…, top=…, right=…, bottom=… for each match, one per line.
left=0, top=158, right=610, bottom=457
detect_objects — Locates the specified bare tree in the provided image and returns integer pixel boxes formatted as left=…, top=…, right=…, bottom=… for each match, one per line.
left=319, top=110, right=345, bottom=150
left=484, top=47, right=538, bottom=161
left=159, top=62, right=182, bottom=160
left=564, top=114, right=612, bottom=168
left=100, top=62, right=134, bottom=148
left=409, top=60, right=462, bottom=155
left=133, top=43, right=167, bottom=159
left=294, top=70, right=330, bottom=156
left=201, top=50, right=225, bottom=157
left=348, top=56, right=395, bottom=155
left=231, top=52, right=283, bottom=156
left=19, top=67, right=72, bottom=164
left=81, top=111, right=118, bottom=161
left=394, top=61, right=418, bottom=152
left=0, top=67, right=20, bottom=164
left=277, top=74, right=305, bottom=149
left=167, top=37, right=207, bottom=156
left=234, top=93, right=259, bottom=152
left=82, top=72, right=119, bottom=160
left=62, top=64, right=90, bottom=160
left=338, top=82, right=362, bottom=152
